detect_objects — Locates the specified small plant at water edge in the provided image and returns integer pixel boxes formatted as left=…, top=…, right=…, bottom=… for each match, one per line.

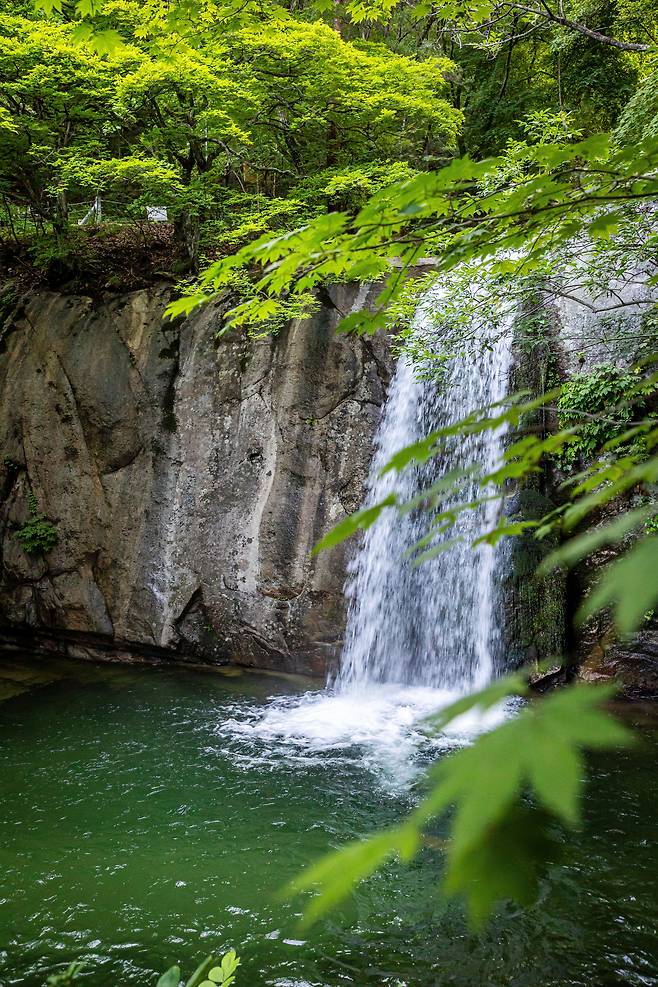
left=157, top=949, right=240, bottom=987
left=14, top=494, right=58, bottom=555
left=47, top=962, right=84, bottom=987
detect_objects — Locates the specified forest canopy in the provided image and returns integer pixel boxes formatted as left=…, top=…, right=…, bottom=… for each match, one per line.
left=1, top=0, right=656, bottom=287
left=0, top=0, right=460, bottom=271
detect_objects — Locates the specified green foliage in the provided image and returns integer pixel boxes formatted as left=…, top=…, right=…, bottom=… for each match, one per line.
left=645, top=511, right=658, bottom=533
left=0, top=0, right=652, bottom=292
left=169, top=130, right=658, bottom=331
left=42, top=951, right=240, bottom=987
left=219, top=20, right=460, bottom=175
left=156, top=967, right=181, bottom=987
left=7, top=0, right=658, bottom=942
left=554, top=1, right=639, bottom=133
left=205, top=950, right=240, bottom=987
left=0, top=3, right=459, bottom=272
left=198, top=164, right=418, bottom=258
left=28, top=227, right=100, bottom=272
left=556, top=365, right=657, bottom=467
left=231, top=293, right=320, bottom=339
left=616, top=67, right=658, bottom=145
left=198, top=194, right=322, bottom=258
left=0, top=12, right=140, bottom=230
left=170, top=267, right=320, bottom=336
left=15, top=494, right=59, bottom=555
left=312, top=493, right=397, bottom=554
left=289, top=675, right=632, bottom=925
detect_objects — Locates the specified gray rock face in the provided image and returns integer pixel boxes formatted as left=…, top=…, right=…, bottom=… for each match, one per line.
left=0, top=284, right=391, bottom=675
left=550, top=287, right=658, bottom=696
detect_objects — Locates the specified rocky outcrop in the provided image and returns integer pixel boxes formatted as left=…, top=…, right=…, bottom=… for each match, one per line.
left=509, top=283, right=658, bottom=697
left=494, top=281, right=658, bottom=696
left=499, top=302, right=568, bottom=675
left=0, top=284, right=391, bottom=675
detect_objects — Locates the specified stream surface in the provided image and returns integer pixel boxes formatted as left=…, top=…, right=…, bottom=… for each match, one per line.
left=1, top=654, right=657, bottom=987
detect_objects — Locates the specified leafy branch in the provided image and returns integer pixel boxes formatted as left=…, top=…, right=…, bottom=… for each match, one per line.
left=287, top=369, right=656, bottom=926
left=287, top=674, right=632, bottom=925
left=165, top=134, right=658, bottom=332
left=157, top=950, right=240, bottom=987
left=314, top=368, right=658, bottom=633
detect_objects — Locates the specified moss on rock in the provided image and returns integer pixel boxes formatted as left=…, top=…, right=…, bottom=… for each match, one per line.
left=499, top=488, right=566, bottom=669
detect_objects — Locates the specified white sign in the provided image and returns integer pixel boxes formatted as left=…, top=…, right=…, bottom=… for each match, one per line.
left=146, top=206, right=168, bottom=222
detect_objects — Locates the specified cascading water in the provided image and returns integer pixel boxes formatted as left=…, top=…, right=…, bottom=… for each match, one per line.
left=221, top=286, right=514, bottom=780
left=338, top=290, right=513, bottom=695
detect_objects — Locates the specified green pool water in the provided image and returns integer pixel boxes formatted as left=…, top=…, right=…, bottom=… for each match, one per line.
left=1, top=654, right=657, bottom=987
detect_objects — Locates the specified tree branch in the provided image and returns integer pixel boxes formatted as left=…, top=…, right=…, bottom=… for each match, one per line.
left=513, top=0, right=652, bottom=51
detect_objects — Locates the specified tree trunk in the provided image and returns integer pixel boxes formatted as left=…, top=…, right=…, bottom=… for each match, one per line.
left=173, top=210, right=200, bottom=272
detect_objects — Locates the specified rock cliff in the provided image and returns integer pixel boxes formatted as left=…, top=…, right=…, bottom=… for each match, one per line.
left=0, top=284, right=391, bottom=675
left=2, top=276, right=657, bottom=695
left=506, top=280, right=658, bottom=696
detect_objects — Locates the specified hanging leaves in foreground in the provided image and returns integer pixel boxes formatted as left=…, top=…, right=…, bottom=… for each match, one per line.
left=288, top=679, right=633, bottom=925
left=312, top=494, right=396, bottom=554
left=579, top=537, right=658, bottom=633
left=313, top=366, right=658, bottom=639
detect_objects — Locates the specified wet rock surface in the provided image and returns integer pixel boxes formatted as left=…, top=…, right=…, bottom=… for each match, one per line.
left=501, top=291, right=658, bottom=697
left=0, top=284, right=391, bottom=675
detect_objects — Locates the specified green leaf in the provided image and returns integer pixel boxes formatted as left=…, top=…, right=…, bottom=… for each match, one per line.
left=410, top=535, right=463, bottom=565
left=207, top=950, right=239, bottom=986
left=536, top=684, right=633, bottom=750
left=540, top=506, right=655, bottom=572
left=527, top=728, right=582, bottom=825
left=472, top=519, right=539, bottom=547
left=33, top=0, right=63, bottom=14
left=70, top=23, right=94, bottom=44
left=185, top=956, right=214, bottom=987
left=422, top=672, right=528, bottom=734
left=286, top=827, right=418, bottom=925
left=75, top=0, right=104, bottom=16
left=336, top=308, right=387, bottom=335
left=397, top=467, right=476, bottom=512
left=222, top=951, right=239, bottom=974
left=217, top=950, right=240, bottom=985
left=588, top=211, right=621, bottom=239
left=379, top=432, right=440, bottom=474
left=446, top=725, right=527, bottom=860
left=156, top=966, right=181, bottom=987
left=444, top=805, right=560, bottom=926
left=578, top=536, right=658, bottom=633
left=165, top=293, right=211, bottom=321
left=88, top=28, right=124, bottom=55
left=312, top=494, right=396, bottom=554
left=289, top=678, right=632, bottom=928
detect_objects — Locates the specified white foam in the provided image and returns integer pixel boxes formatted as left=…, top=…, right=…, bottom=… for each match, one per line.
left=216, top=684, right=511, bottom=790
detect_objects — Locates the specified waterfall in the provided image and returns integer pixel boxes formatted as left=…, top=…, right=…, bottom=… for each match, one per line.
left=224, top=287, right=515, bottom=779
left=337, top=292, right=513, bottom=694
